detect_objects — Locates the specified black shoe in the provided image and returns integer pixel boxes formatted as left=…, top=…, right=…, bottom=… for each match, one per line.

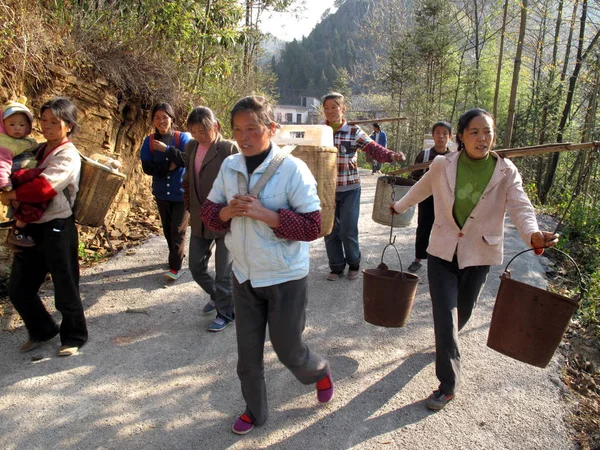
left=407, top=261, right=422, bottom=273
left=426, top=390, right=455, bottom=410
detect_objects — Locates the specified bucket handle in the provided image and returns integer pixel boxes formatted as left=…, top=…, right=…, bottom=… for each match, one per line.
left=379, top=242, right=411, bottom=279
left=503, top=247, right=584, bottom=298
left=379, top=178, right=409, bottom=278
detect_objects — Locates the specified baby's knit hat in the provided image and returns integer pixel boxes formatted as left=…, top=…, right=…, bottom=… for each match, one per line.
left=3, top=96, right=33, bottom=124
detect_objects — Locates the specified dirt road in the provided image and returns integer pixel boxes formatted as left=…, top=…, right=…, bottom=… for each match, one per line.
left=0, top=170, right=573, bottom=449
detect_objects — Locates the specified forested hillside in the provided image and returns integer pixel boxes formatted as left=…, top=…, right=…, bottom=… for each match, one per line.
left=272, top=0, right=381, bottom=103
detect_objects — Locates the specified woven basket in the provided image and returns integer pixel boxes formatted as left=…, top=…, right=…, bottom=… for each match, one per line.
left=73, top=156, right=127, bottom=227
left=291, top=145, right=338, bottom=237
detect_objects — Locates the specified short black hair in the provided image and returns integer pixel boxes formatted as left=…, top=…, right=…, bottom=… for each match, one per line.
left=455, top=108, right=496, bottom=149
left=187, top=106, right=220, bottom=133
left=431, top=120, right=452, bottom=135
left=40, top=97, right=79, bottom=136
left=373, top=123, right=381, bottom=131
left=151, top=102, right=176, bottom=132
left=230, top=96, right=276, bottom=129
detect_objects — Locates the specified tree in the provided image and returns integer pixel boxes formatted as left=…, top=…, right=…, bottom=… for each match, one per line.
left=492, top=0, right=510, bottom=119
left=539, top=0, right=600, bottom=203
left=504, top=0, right=528, bottom=149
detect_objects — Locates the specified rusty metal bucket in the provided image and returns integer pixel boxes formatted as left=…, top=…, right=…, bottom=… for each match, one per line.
left=487, top=248, right=581, bottom=368
left=363, top=243, right=420, bottom=327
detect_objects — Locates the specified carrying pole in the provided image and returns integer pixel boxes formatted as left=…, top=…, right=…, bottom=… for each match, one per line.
left=389, top=141, right=600, bottom=176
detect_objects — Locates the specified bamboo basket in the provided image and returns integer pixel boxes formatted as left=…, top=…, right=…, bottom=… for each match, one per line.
left=291, top=145, right=338, bottom=237
left=73, top=155, right=127, bottom=227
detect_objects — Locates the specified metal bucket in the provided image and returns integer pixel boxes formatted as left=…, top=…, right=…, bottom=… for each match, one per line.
left=363, top=243, right=420, bottom=327
left=372, top=176, right=416, bottom=227
left=487, top=248, right=581, bottom=368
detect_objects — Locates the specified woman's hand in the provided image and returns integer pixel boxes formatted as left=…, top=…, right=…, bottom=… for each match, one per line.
left=531, top=231, right=560, bottom=255
left=0, top=190, right=16, bottom=206
left=392, top=152, right=406, bottom=162
left=228, top=194, right=253, bottom=217
left=389, top=202, right=398, bottom=214
left=229, top=194, right=280, bottom=228
left=152, top=140, right=168, bottom=152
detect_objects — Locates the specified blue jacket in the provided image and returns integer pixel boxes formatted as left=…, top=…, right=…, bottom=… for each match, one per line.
left=207, top=142, right=320, bottom=287
left=370, top=130, right=387, bottom=147
left=140, top=131, right=191, bottom=202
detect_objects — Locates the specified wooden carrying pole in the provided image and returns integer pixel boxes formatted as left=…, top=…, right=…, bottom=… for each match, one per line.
left=348, top=117, right=408, bottom=125
left=389, top=141, right=600, bottom=176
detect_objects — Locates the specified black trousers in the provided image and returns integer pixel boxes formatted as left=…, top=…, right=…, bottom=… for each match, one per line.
left=9, top=216, right=88, bottom=347
left=234, top=276, right=329, bottom=425
left=427, top=254, right=490, bottom=395
left=155, top=199, right=189, bottom=271
left=415, top=195, right=435, bottom=260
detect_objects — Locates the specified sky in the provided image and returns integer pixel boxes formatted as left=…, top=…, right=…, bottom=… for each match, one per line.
left=259, top=0, right=337, bottom=42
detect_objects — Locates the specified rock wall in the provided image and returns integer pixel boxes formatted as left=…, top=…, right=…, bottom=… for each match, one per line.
left=0, top=68, right=156, bottom=277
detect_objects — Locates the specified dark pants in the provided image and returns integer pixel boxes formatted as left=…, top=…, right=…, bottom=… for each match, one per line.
left=427, top=254, right=490, bottom=395
left=189, top=235, right=234, bottom=322
left=371, top=160, right=382, bottom=173
left=234, top=276, right=329, bottom=425
left=9, top=216, right=88, bottom=347
left=155, top=199, right=189, bottom=271
left=415, top=196, right=435, bottom=260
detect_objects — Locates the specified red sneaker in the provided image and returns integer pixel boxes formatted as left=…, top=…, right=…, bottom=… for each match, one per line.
left=316, top=370, right=334, bottom=403
left=232, top=413, right=254, bottom=435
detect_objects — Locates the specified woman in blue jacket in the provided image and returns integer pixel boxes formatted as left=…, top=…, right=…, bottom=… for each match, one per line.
left=201, top=96, right=333, bottom=435
left=140, top=103, right=190, bottom=280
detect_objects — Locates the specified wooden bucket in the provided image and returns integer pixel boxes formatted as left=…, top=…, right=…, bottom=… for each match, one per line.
left=291, top=145, right=338, bottom=237
left=73, top=156, right=127, bottom=227
left=372, top=176, right=416, bottom=227
left=487, top=248, right=581, bottom=368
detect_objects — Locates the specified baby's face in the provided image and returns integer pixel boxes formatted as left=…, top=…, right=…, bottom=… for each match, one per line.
left=3, top=113, right=31, bottom=139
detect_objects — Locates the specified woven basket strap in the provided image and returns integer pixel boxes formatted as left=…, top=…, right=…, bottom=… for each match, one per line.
left=237, top=145, right=295, bottom=196
left=62, top=151, right=86, bottom=208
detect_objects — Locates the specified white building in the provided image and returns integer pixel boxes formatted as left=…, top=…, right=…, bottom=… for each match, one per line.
left=274, top=96, right=321, bottom=124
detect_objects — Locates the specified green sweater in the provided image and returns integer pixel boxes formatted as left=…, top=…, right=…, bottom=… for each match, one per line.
left=453, top=151, right=497, bottom=228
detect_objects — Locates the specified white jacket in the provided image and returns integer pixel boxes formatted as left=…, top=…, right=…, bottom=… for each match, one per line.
left=392, top=151, right=539, bottom=268
left=207, top=143, right=321, bottom=287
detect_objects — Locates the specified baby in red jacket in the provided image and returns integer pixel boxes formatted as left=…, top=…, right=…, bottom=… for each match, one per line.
left=1, top=98, right=44, bottom=248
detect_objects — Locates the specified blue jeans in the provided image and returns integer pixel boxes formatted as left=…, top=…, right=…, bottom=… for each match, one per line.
left=189, top=235, right=234, bottom=322
left=324, top=187, right=361, bottom=273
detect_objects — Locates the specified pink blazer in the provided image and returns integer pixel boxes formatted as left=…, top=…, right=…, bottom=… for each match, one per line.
left=392, top=151, right=540, bottom=269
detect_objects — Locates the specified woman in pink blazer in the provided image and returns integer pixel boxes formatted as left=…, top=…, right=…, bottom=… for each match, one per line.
left=390, top=108, right=559, bottom=411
